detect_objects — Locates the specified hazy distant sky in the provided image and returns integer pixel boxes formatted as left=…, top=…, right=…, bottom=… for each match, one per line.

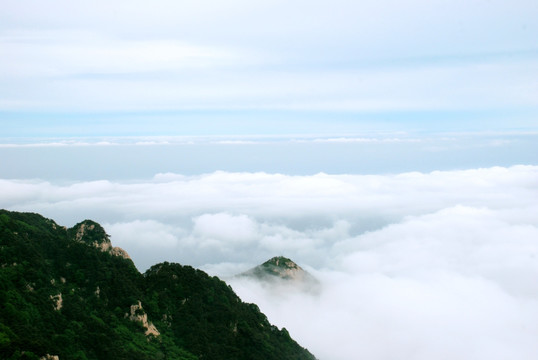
left=1, top=1, right=538, bottom=178
left=2, top=2, right=538, bottom=360
left=1, top=0, right=537, bottom=138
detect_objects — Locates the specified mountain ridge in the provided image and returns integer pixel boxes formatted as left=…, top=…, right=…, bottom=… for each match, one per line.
left=0, top=210, right=316, bottom=360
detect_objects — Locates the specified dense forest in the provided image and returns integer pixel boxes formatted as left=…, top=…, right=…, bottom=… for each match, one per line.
left=0, top=210, right=316, bottom=360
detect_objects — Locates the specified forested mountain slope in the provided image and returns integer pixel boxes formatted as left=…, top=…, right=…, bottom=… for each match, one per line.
left=0, top=210, right=316, bottom=360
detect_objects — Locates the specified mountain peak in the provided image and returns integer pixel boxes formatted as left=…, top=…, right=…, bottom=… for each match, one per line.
left=263, top=256, right=299, bottom=269
left=70, top=220, right=108, bottom=245
left=69, top=219, right=130, bottom=259
left=239, top=256, right=320, bottom=293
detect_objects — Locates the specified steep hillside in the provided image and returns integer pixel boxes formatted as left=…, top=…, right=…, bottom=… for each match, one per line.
left=0, top=210, right=316, bottom=360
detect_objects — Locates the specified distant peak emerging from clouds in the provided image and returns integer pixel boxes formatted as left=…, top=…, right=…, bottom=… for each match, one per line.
left=239, top=256, right=320, bottom=292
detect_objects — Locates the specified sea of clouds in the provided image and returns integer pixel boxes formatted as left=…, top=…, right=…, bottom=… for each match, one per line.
left=2, top=165, right=538, bottom=359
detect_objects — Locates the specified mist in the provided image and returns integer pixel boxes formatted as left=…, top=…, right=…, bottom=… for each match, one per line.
left=2, top=165, right=538, bottom=359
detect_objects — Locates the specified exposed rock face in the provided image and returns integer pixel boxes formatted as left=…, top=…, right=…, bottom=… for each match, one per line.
left=70, top=220, right=130, bottom=260
left=40, top=355, right=59, bottom=360
left=126, top=300, right=160, bottom=337
left=50, top=293, right=63, bottom=311
left=73, top=222, right=95, bottom=242
left=109, top=246, right=130, bottom=258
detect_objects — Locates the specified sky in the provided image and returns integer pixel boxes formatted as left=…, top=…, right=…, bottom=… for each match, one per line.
left=1, top=0, right=537, bottom=137
left=2, top=1, right=538, bottom=359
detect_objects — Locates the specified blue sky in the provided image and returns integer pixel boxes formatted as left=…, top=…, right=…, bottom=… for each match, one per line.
left=1, top=0, right=537, bottom=140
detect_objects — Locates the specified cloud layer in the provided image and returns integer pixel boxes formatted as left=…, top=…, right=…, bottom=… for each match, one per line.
left=1, top=166, right=538, bottom=359
left=1, top=0, right=537, bottom=126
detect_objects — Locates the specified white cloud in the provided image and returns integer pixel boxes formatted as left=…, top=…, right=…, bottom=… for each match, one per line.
left=3, top=166, right=536, bottom=231
left=3, top=0, right=536, bottom=57
left=0, top=30, right=238, bottom=78
left=228, top=204, right=538, bottom=359
left=2, top=166, right=538, bottom=359
left=193, top=213, right=258, bottom=243
left=1, top=1, right=537, bottom=112
left=310, top=137, right=421, bottom=143
left=3, top=50, right=537, bottom=111
left=105, top=219, right=181, bottom=248
left=103, top=219, right=185, bottom=271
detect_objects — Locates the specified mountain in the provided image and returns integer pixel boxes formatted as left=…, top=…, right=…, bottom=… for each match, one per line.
left=239, top=256, right=320, bottom=292
left=0, top=210, right=316, bottom=360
